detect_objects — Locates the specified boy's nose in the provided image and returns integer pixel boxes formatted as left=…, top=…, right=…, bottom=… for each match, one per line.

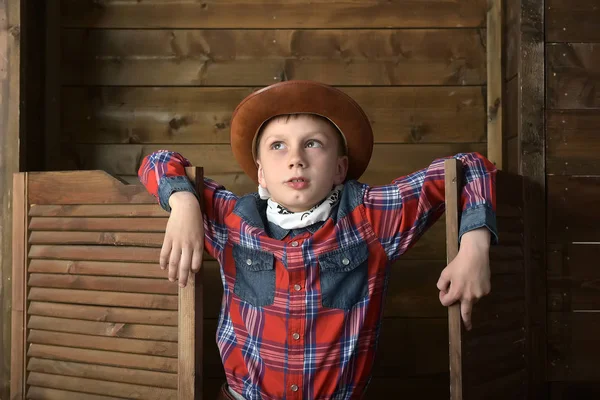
left=288, top=148, right=306, bottom=168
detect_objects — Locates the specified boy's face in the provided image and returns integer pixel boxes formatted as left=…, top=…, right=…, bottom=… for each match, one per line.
left=256, top=116, right=348, bottom=212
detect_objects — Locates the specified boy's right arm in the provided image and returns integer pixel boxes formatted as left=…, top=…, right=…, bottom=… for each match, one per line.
left=138, top=150, right=237, bottom=286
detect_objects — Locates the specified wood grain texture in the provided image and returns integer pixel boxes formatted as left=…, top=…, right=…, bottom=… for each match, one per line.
left=27, top=358, right=177, bottom=389
left=27, top=371, right=177, bottom=400
left=62, top=86, right=486, bottom=145
left=547, top=244, right=600, bottom=311
left=28, top=273, right=177, bottom=295
left=548, top=312, right=600, bottom=381
left=550, top=382, right=600, bottom=400
left=546, top=110, right=600, bottom=175
left=29, top=204, right=169, bottom=217
left=61, top=29, right=486, bottom=86
left=60, top=0, right=487, bottom=29
left=28, top=259, right=168, bottom=278
left=546, top=0, right=600, bottom=43
left=27, top=344, right=177, bottom=373
left=547, top=43, right=600, bottom=110
left=28, top=244, right=161, bottom=263
left=28, top=288, right=178, bottom=310
left=486, top=0, right=503, bottom=169
left=547, top=176, right=600, bottom=242
left=28, top=302, right=177, bottom=326
left=27, top=386, right=126, bottom=400
left=29, top=217, right=167, bottom=233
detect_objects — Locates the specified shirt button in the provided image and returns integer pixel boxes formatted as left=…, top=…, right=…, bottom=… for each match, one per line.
left=291, top=241, right=299, bottom=247
left=342, top=257, right=350, bottom=265
left=292, top=332, right=300, bottom=340
left=293, top=284, right=302, bottom=291
left=290, top=384, right=299, bottom=392
left=246, top=259, right=253, bottom=266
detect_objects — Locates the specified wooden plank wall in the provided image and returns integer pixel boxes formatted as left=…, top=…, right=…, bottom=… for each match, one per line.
left=546, top=0, right=600, bottom=398
left=57, top=1, right=491, bottom=398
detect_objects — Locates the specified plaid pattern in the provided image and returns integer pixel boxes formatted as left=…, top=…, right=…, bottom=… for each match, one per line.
left=139, top=150, right=497, bottom=400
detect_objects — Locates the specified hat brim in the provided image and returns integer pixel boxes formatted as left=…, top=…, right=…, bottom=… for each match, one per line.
left=230, top=80, right=374, bottom=184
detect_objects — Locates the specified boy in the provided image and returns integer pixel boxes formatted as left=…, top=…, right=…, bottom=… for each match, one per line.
left=138, top=80, right=498, bottom=400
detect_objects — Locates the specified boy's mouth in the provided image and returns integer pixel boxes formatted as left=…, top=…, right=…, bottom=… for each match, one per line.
left=286, top=177, right=309, bottom=190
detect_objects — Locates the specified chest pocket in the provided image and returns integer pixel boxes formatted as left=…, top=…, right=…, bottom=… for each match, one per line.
left=232, top=244, right=275, bottom=307
left=318, top=242, right=370, bottom=310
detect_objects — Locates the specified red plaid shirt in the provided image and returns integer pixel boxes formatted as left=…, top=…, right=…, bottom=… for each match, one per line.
left=138, top=150, right=497, bottom=400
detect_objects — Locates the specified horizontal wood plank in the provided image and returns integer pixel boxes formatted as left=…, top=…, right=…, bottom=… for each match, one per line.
left=29, top=231, right=165, bottom=247
left=28, top=273, right=176, bottom=295
left=28, top=302, right=177, bottom=326
left=27, top=170, right=156, bottom=205
left=364, top=375, right=449, bottom=399
left=27, top=344, right=177, bottom=373
left=29, top=245, right=161, bottom=263
left=547, top=43, right=600, bottom=109
left=69, top=143, right=487, bottom=194
left=27, top=386, right=125, bottom=400
left=60, top=0, right=487, bottom=29
left=547, top=176, right=600, bottom=242
left=550, top=381, right=600, bottom=399
left=28, top=259, right=167, bottom=278
left=27, top=358, right=177, bottom=389
left=548, top=244, right=600, bottom=311
left=547, top=110, right=600, bottom=175
left=61, top=29, right=486, bottom=86
left=28, top=316, right=178, bottom=341
left=548, top=312, right=600, bottom=381
left=30, top=204, right=168, bottom=217
left=28, top=330, right=177, bottom=357
left=29, top=218, right=166, bottom=233
left=28, top=288, right=178, bottom=310
left=62, top=86, right=486, bottom=145
left=546, top=0, right=600, bottom=42
left=27, top=371, right=177, bottom=400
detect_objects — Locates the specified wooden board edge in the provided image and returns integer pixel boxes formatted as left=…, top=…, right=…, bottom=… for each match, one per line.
left=444, top=159, right=463, bottom=400
left=487, top=0, right=503, bottom=169
left=10, top=172, right=27, bottom=399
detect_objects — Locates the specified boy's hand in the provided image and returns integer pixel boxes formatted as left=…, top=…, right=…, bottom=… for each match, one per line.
left=161, top=191, right=204, bottom=287
left=436, top=227, right=491, bottom=330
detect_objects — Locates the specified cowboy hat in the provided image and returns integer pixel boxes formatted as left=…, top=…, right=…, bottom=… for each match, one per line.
left=230, top=80, right=374, bottom=183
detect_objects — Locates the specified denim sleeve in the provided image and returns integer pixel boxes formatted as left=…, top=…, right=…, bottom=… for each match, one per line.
left=458, top=204, right=499, bottom=245
left=157, top=175, right=201, bottom=212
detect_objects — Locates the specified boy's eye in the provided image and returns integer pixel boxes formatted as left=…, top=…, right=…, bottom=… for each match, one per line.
left=270, top=142, right=285, bottom=150
left=306, top=140, right=322, bottom=148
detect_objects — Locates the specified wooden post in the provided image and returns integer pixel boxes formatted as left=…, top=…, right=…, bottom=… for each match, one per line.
left=487, top=0, right=503, bottom=169
left=0, top=1, right=21, bottom=398
left=179, top=166, right=204, bottom=399
left=444, top=159, right=463, bottom=400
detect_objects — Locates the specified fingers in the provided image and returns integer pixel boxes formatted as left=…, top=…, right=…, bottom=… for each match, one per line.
left=178, top=248, right=193, bottom=287
left=461, top=299, right=473, bottom=331
left=436, top=269, right=451, bottom=292
left=168, top=244, right=181, bottom=283
left=159, top=238, right=172, bottom=270
left=191, top=247, right=203, bottom=273
left=439, top=286, right=460, bottom=307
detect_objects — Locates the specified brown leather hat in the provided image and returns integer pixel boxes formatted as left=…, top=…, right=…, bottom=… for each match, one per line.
left=230, top=80, right=373, bottom=184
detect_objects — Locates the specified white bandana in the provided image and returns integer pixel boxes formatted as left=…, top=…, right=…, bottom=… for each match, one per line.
left=260, top=185, right=343, bottom=229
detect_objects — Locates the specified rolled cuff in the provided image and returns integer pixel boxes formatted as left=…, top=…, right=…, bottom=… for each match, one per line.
left=458, top=204, right=499, bottom=245
left=157, top=175, right=200, bottom=212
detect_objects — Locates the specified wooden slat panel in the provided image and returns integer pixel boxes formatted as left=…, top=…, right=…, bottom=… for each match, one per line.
left=28, top=288, right=177, bottom=310
left=29, top=217, right=166, bottom=233
left=27, top=372, right=177, bottom=400
left=550, top=382, right=600, bottom=399
left=547, top=176, right=600, bottom=242
left=467, top=369, right=527, bottom=400
left=547, top=43, right=600, bottom=109
left=548, top=312, right=600, bottom=381
left=70, top=143, right=487, bottom=190
left=28, top=316, right=177, bottom=341
left=547, top=0, right=600, bottom=42
left=28, top=302, right=177, bottom=326
left=29, top=231, right=166, bottom=247
left=60, top=0, right=487, bottom=29
left=27, top=358, right=177, bottom=389
left=548, top=244, right=600, bottom=311
left=29, top=204, right=168, bottom=217
left=29, top=245, right=160, bottom=263
left=27, top=344, right=177, bottom=373
left=504, top=0, right=519, bottom=80
left=62, top=86, right=486, bottom=145
left=27, top=171, right=156, bottom=205
left=27, top=386, right=126, bottom=400
left=28, top=274, right=176, bottom=295
left=547, top=110, right=600, bottom=175
left=28, top=330, right=177, bottom=357
left=364, top=375, right=449, bottom=399
left=28, top=259, right=167, bottom=278
left=61, top=29, right=486, bottom=86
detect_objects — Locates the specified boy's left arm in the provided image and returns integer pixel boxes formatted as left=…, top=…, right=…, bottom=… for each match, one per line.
left=362, top=152, right=498, bottom=330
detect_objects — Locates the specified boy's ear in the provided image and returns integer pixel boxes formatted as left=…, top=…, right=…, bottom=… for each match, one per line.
left=257, top=161, right=267, bottom=188
left=334, top=156, right=349, bottom=185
